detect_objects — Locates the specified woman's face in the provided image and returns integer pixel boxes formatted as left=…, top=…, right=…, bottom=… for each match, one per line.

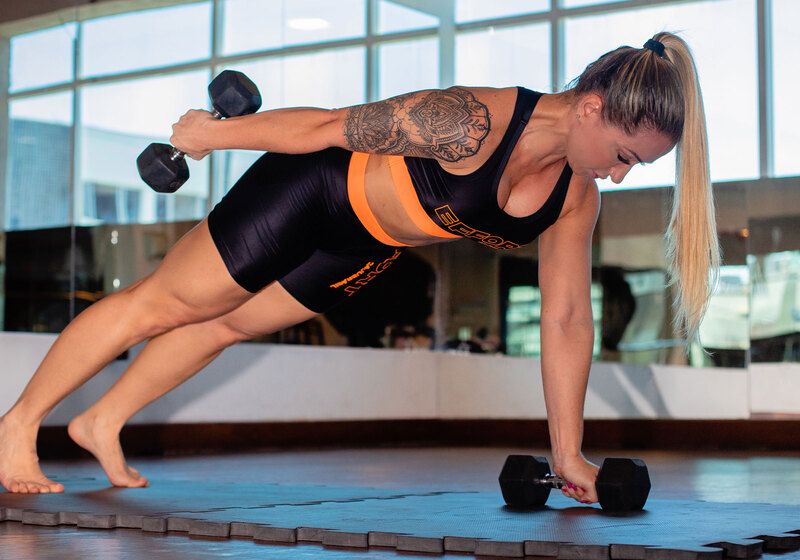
left=566, top=94, right=675, bottom=183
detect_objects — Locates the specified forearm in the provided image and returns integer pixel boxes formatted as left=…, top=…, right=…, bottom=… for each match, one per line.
left=540, top=318, right=594, bottom=466
left=206, top=107, right=339, bottom=153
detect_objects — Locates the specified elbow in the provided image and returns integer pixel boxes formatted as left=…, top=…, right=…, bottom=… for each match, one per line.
left=324, top=108, right=346, bottom=150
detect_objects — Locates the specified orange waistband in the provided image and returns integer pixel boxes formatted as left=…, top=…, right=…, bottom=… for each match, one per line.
left=347, top=152, right=410, bottom=247
left=346, top=152, right=459, bottom=247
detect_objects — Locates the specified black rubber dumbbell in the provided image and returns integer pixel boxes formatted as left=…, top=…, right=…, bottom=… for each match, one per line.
left=136, top=70, right=262, bottom=193
left=498, top=455, right=651, bottom=512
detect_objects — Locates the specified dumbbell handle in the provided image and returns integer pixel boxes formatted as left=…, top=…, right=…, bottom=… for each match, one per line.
left=166, top=107, right=225, bottom=161
left=534, top=475, right=572, bottom=489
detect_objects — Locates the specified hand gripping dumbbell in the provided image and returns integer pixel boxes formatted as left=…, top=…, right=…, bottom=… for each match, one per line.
left=136, top=70, right=262, bottom=193
left=499, top=455, right=651, bottom=512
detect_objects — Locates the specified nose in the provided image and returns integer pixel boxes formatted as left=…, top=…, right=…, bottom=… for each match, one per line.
left=610, top=164, right=632, bottom=184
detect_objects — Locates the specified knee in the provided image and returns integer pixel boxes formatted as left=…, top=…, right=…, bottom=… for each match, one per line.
left=121, top=284, right=203, bottom=339
left=209, top=316, right=259, bottom=346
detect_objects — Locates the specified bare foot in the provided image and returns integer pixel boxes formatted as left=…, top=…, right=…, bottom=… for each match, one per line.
left=68, top=412, right=149, bottom=488
left=0, top=414, right=65, bottom=493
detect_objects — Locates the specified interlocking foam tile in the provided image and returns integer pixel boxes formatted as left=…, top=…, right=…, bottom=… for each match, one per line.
left=3, top=479, right=800, bottom=559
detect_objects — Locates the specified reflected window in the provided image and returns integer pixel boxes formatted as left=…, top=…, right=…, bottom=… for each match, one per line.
left=772, top=0, right=800, bottom=177
left=9, top=24, right=76, bottom=93
left=503, top=277, right=601, bottom=358
left=7, top=92, right=73, bottom=231
left=749, top=251, right=800, bottom=363
left=697, top=265, right=750, bottom=359
left=378, top=38, right=439, bottom=100
left=377, top=1, right=438, bottom=34
left=81, top=3, right=212, bottom=78
left=456, top=23, right=551, bottom=90
left=80, top=70, right=211, bottom=225
left=456, top=0, right=548, bottom=23
left=564, top=0, right=758, bottom=188
left=222, top=0, right=365, bottom=55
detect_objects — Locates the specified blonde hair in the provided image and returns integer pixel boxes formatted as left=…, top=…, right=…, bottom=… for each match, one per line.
left=564, top=31, right=721, bottom=354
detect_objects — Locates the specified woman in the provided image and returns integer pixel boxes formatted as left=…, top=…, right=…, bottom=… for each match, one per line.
left=0, top=32, right=720, bottom=505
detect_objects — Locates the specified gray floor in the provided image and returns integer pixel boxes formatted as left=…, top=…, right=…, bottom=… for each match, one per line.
left=2, top=447, right=800, bottom=559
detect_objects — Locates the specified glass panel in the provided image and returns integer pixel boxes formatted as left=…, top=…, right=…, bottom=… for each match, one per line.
left=7, top=92, right=73, bottom=231
left=378, top=37, right=439, bottom=100
left=377, top=1, right=438, bottom=34
left=216, top=47, right=365, bottom=198
left=80, top=3, right=212, bottom=78
left=747, top=177, right=800, bottom=363
left=600, top=184, right=749, bottom=367
left=3, top=226, right=74, bottom=333
left=10, top=24, right=76, bottom=93
left=455, top=0, right=548, bottom=23
left=456, top=22, right=551, bottom=90
left=564, top=0, right=758, bottom=190
left=561, top=0, right=618, bottom=8
left=80, top=70, right=211, bottom=225
left=772, top=0, right=800, bottom=177
left=222, top=0, right=366, bottom=56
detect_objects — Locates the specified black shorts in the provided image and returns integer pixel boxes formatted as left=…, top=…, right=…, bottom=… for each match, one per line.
left=207, top=147, right=405, bottom=314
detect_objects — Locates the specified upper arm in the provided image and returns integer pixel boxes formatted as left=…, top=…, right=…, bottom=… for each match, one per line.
left=537, top=178, right=601, bottom=324
left=329, top=86, right=494, bottom=163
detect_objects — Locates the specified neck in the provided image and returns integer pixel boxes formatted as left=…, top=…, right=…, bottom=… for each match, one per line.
left=519, top=90, right=577, bottom=173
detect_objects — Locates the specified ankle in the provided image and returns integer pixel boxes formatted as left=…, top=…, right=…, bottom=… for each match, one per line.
left=75, top=408, right=125, bottom=434
left=1, top=408, right=42, bottom=434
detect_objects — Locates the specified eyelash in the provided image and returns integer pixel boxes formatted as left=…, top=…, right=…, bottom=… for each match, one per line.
left=619, top=155, right=647, bottom=167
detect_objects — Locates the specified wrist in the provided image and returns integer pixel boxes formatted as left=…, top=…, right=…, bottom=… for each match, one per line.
left=203, top=116, right=227, bottom=151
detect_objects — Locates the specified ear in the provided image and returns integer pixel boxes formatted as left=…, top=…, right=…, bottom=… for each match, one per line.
left=578, top=93, right=603, bottom=120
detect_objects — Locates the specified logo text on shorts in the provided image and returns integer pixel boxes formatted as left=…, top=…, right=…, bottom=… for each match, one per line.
left=330, top=250, right=403, bottom=297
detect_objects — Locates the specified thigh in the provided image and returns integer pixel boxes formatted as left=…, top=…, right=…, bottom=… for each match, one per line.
left=132, top=218, right=256, bottom=326
left=212, top=280, right=319, bottom=340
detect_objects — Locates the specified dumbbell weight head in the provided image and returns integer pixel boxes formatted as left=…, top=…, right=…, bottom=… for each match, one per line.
left=136, top=143, right=188, bottom=194
left=208, top=69, right=262, bottom=118
left=595, top=458, right=651, bottom=512
left=498, top=455, right=552, bottom=509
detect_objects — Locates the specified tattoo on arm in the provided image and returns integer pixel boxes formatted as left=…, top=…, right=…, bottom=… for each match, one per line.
left=343, top=87, right=491, bottom=162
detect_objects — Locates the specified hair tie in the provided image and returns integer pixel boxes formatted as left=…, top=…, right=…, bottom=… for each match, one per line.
left=643, top=38, right=666, bottom=58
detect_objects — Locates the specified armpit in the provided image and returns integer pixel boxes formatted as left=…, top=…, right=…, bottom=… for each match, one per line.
left=343, top=87, right=491, bottom=163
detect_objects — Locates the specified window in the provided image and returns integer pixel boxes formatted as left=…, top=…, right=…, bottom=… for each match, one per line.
left=222, top=0, right=366, bottom=55
left=456, top=22, right=551, bottom=90
left=81, top=3, right=212, bottom=78
left=217, top=47, right=365, bottom=197
left=377, top=1, right=438, bottom=34
left=80, top=70, right=211, bottom=224
left=378, top=38, right=439, bottom=100
left=772, top=0, right=800, bottom=177
left=565, top=0, right=758, bottom=189
left=9, top=24, right=76, bottom=93
left=6, top=93, right=73, bottom=231
left=456, top=0, right=548, bottom=23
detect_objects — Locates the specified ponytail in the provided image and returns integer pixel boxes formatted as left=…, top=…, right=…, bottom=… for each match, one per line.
left=657, top=32, right=721, bottom=355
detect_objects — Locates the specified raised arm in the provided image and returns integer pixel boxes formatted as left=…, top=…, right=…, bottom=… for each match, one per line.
left=198, top=87, right=494, bottom=162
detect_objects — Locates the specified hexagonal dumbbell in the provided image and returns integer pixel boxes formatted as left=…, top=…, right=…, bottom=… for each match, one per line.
left=136, top=69, right=262, bottom=193
left=498, top=455, right=651, bottom=512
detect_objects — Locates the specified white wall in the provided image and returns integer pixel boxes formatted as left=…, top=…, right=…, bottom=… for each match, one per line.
left=1, top=332, right=797, bottom=426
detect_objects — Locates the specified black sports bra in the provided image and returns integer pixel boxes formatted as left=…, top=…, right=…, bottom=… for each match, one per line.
left=402, top=86, right=573, bottom=250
